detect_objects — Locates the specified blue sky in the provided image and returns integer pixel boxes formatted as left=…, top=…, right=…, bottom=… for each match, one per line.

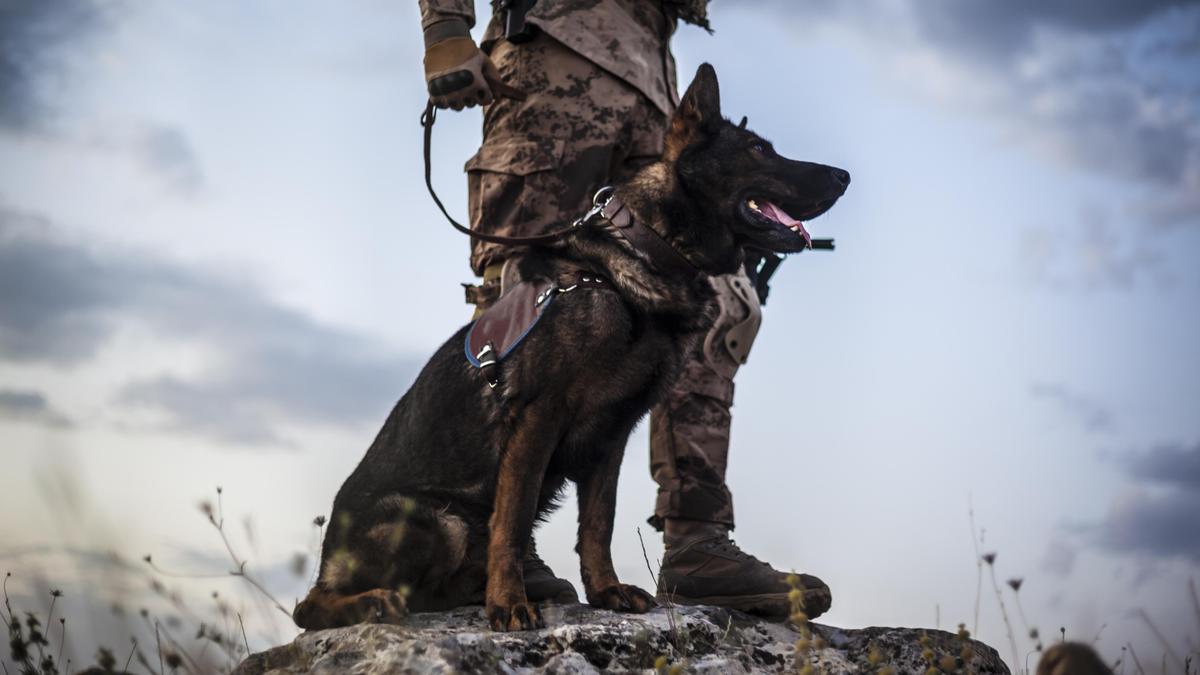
left=1, top=1, right=1198, bottom=671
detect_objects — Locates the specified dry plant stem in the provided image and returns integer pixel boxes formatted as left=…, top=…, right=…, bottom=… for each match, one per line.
left=308, top=521, right=325, bottom=587
left=968, top=499, right=983, bottom=636
left=46, top=592, right=58, bottom=628
left=144, top=560, right=227, bottom=580
left=155, top=620, right=204, bottom=675
left=206, top=489, right=292, bottom=620
left=636, top=527, right=683, bottom=656
left=987, top=564, right=1020, bottom=671
left=123, top=639, right=137, bottom=673
left=156, top=623, right=165, bottom=675
left=1127, top=642, right=1147, bottom=675
left=1137, top=609, right=1183, bottom=669
left=238, top=613, right=251, bottom=657
left=1190, top=578, right=1200, bottom=638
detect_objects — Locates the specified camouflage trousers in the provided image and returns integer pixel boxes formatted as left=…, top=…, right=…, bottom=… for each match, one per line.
left=466, top=31, right=761, bottom=530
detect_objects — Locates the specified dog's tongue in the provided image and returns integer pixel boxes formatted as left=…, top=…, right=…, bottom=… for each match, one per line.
left=762, top=201, right=812, bottom=247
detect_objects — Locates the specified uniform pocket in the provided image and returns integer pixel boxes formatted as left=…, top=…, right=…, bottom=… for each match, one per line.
left=466, top=138, right=566, bottom=236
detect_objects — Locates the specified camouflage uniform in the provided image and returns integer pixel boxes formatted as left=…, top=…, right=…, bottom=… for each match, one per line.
left=420, top=0, right=753, bottom=531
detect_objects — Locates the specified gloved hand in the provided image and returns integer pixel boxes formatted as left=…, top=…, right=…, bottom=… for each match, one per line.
left=424, top=27, right=524, bottom=110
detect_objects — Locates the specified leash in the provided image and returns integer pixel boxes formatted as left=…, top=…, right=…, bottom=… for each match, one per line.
left=421, top=100, right=583, bottom=246
left=420, top=99, right=834, bottom=261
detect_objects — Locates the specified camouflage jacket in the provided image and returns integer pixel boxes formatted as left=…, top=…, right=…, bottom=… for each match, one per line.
left=418, top=0, right=711, bottom=115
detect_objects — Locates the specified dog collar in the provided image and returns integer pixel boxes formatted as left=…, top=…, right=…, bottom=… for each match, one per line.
left=584, top=187, right=700, bottom=281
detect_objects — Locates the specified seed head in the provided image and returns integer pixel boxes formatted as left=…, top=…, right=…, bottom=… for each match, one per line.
left=1006, top=577, right=1023, bottom=592
left=313, top=515, right=327, bottom=527
left=868, top=647, right=882, bottom=665
left=982, top=552, right=996, bottom=565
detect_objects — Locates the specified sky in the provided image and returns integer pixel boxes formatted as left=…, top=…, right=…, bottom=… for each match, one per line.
left=1, top=0, right=1198, bottom=671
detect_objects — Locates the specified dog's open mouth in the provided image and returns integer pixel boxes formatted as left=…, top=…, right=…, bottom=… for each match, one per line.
left=745, top=199, right=811, bottom=247
left=743, top=197, right=841, bottom=249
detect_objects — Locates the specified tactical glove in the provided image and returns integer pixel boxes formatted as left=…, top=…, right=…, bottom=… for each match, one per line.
left=423, top=20, right=524, bottom=110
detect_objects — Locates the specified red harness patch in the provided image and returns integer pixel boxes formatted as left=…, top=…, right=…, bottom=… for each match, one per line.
left=465, top=274, right=609, bottom=388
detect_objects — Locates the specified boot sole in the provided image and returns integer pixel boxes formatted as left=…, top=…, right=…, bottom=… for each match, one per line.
left=657, top=591, right=791, bottom=617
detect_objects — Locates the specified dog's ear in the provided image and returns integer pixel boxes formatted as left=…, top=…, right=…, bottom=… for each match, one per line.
left=663, top=63, right=721, bottom=162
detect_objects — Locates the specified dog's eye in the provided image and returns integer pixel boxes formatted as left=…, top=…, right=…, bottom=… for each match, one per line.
left=751, top=142, right=771, bottom=155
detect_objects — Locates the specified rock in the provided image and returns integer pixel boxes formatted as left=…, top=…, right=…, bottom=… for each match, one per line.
left=235, top=604, right=1010, bottom=674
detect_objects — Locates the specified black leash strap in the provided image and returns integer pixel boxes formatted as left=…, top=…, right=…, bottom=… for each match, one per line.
left=421, top=100, right=583, bottom=246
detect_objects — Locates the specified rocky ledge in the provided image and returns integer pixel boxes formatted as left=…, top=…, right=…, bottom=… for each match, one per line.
left=235, top=604, right=1009, bottom=674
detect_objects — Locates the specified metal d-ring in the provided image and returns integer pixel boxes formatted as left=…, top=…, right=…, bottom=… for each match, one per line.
left=592, top=185, right=615, bottom=208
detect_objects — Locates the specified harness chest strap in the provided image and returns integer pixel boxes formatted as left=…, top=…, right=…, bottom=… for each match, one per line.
left=466, top=272, right=610, bottom=388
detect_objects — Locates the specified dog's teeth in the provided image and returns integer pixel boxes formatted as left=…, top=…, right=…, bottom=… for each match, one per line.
left=748, top=199, right=760, bottom=211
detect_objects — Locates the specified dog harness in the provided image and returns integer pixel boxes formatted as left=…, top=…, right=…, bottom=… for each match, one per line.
left=462, top=186, right=707, bottom=389
left=465, top=272, right=609, bottom=388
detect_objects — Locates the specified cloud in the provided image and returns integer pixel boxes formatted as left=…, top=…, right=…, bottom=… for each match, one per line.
left=0, top=3, right=204, bottom=192
left=1094, top=488, right=1200, bottom=561
left=1082, top=440, right=1200, bottom=563
left=1041, top=538, right=1078, bottom=577
left=0, top=206, right=420, bottom=446
left=0, top=388, right=72, bottom=428
left=0, top=0, right=106, bottom=130
left=1123, top=441, right=1200, bottom=491
left=749, top=0, right=1200, bottom=227
left=1030, top=381, right=1114, bottom=432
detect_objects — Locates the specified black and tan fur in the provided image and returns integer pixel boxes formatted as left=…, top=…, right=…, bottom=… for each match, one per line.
left=293, top=64, right=850, bottom=632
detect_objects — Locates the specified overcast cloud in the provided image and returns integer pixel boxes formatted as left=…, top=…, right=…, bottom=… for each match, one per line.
left=0, top=0, right=105, bottom=130
left=1030, top=381, right=1115, bottom=432
left=756, top=0, right=1200, bottom=228
left=1086, top=441, right=1200, bottom=561
left=0, top=388, right=72, bottom=428
left=0, top=1, right=204, bottom=192
left=0, top=206, right=419, bottom=446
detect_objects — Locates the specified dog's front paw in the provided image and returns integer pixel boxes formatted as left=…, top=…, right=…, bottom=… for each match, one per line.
left=486, top=600, right=545, bottom=631
left=586, top=584, right=657, bottom=613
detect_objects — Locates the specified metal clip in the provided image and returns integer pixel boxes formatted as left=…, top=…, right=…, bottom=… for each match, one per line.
left=573, top=185, right=617, bottom=228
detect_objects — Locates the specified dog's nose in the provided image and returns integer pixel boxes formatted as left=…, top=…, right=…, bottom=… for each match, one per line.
left=831, top=168, right=851, bottom=187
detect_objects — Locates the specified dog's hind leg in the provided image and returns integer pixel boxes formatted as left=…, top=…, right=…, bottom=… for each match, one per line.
left=293, top=586, right=407, bottom=630
left=294, top=496, right=474, bottom=629
left=575, top=440, right=656, bottom=613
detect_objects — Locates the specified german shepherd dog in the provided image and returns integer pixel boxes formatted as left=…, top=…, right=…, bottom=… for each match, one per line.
left=294, top=64, right=850, bottom=632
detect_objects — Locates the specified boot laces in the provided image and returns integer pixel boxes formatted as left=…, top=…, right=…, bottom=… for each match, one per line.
left=702, top=535, right=771, bottom=568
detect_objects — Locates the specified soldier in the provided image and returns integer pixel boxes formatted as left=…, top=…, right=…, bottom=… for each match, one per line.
left=418, top=0, right=832, bottom=617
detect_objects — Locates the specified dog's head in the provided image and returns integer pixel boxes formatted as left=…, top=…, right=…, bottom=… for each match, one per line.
left=663, top=63, right=850, bottom=258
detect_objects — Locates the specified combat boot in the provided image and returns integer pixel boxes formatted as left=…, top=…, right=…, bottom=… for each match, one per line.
left=523, top=541, right=579, bottom=604
left=657, top=519, right=831, bottom=618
